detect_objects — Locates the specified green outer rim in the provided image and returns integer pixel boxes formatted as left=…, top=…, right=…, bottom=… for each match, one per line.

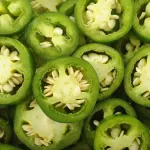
left=0, top=37, right=34, bottom=105
left=33, top=57, right=99, bottom=123
left=94, top=115, right=150, bottom=150
left=74, top=0, right=134, bottom=43
left=133, top=0, right=150, bottom=43
left=72, top=43, right=124, bottom=101
left=0, top=0, right=33, bottom=35
left=83, top=98, right=137, bottom=147
left=25, top=12, right=79, bottom=61
left=14, top=97, right=83, bottom=150
left=124, top=46, right=150, bottom=106
left=0, top=144, right=23, bottom=150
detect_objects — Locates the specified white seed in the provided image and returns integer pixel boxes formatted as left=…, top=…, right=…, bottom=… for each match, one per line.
left=137, top=58, right=146, bottom=70
left=129, top=140, right=140, bottom=150
left=67, top=67, right=74, bottom=75
left=115, top=112, right=122, bottom=115
left=55, top=102, right=64, bottom=108
left=45, top=91, right=53, bottom=97
left=3, top=83, right=13, bottom=92
left=108, top=19, right=116, bottom=29
left=8, top=80, right=16, bottom=87
left=16, top=76, right=23, bottom=84
left=139, top=12, right=146, bottom=20
left=133, top=78, right=141, bottom=86
left=73, top=70, right=80, bottom=78
left=110, top=15, right=119, bottom=19
left=76, top=99, right=85, bottom=104
left=34, top=137, right=42, bottom=146
left=79, top=80, right=88, bottom=85
left=53, top=27, right=63, bottom=36
left=72, top=103, right=81, bottom=108
left=44, top=87, right=52, bottom=94
left=0, top=128, right=4, bottom=138
left=116, top=3, right=121, bottom=13
left=119, top=130, right=124, bottom=137
left=105, top=74, right=114, bottom=85
left=93, top=120, right=99, bottom=126
left=82, top=55, right=90, bottom=61
left=69, top=16, right=75, bottom=22
left=29, top=100, right=37, bottom=108
left=80, top=83, right=90, bottom=90
left=142, top=91, right=150, bottom=98
left=11, top=77, right=20, bottom=85
left=101, top=55, right=109, bottom=63
left=47, top=76, right=55, bottom=85
left=22, top=124, right=32, bottom=132
left=40, top=42, right=52, bottom=48
left=100, top=87, right=109, bottom=92
left=87, top=3, right=95, bottom=11
left=86, top=10, right=93, bottom=20
left=52, top=70, right=59, bottom=79
left=134, top=72, right=141, bottom=77
left=13, top=73, right=22, bottom=77
left=136, top=138, right=141, bottom=145
left=88, top=53, right=100, bottom=61
left=135, top=67, right=142, bottom=73
left=76, top=72, right=83, bottom=82
left=26, top=130, right=36, bottom=136
left=66, top=104, right=74, bottom=110
left=111, top=127, right=121, bottom=138
left=126, top=43, right=134, bottom=52
left=40, top=140, right=49, bottom=146
left=73, top=86, right=81, bottom=96
left=1, top=47, right=10, bottom=56
left=10, top=51, right=20, bottom=61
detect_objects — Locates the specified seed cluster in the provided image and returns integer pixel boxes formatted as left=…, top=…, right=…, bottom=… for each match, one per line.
left=0, top=46, right=23, bottom=93
left=43, top=67, right=90, bottom=110
left=82, top=53, right=116, bottom=93
left=86, top=0, right=121, bottom=34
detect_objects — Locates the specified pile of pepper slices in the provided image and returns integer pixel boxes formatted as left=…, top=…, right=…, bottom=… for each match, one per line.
left=0, top=0, right=150, bottom=149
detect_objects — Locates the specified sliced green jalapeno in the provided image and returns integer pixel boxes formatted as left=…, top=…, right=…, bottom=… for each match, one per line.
left=115, top=31, right=149, bottom=64
left=0, top=0, right=33, bottom=35
left=73, top=43, right=124, bottom=101
left=83, top=98, right=136, bottom=147
left=0, top=37, right=34, bottom=105
left=0, top=117, right=12, bottom=144
left=25, top=12, right=79, bottom=62
left=14, top=97, right=83, bottom=150
left=0, top=144, right=23, bottom=150
left=94, top=115, right=150, bottom=150
left=133, top=0, right=150, bottom=43
left=74, top=0, right=134, bottom=43
left=124, top=46, right=150, bottom=107
left=33, top=57, right=99, bottom=122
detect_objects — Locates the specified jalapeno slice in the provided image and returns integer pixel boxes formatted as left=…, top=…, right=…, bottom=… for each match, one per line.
left=74, top=0, right=134, bottom=43
left=124, top=46, right=150, bottom=106
left=14, top=97, right=83, bottom=150
left=25, top=12, right=79, bottom=61
left=0, top=37, right=34, bottom=105
left=0, top=0, right=33, bottom=35
left=133, top=0, right=150, bottom=43
left=73, top=43, right=124, bottom=101
left=33, top=57, right=99, bottom=122
left=83, top=98, right=136, bottom=147
left=0, top=144, right=23, bottom=150
left=94, top=115, right=150, bottom=150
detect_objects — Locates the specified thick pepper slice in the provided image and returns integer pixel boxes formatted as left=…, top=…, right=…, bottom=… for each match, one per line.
left=33, top=57, right=99, bottom=122
left=0, top=144, right=23, bottom=150
left=25, top=12, right=79, bottom=61
left=133, top=0, right=150, bottom=43
left=124, top=46, right=150, bottom=107
left=0, top=37, right=34, bottom=105
left=83, top=98, right=136, bottom=147
left=74, top=0, right=134, bottom=43
left=14, top=97, right=83, bottom=150
left=94, top=115, right=150, bottom=150
left=73, top=43, right=124, bottom=101
left=0, top=0, right=33, bottom=35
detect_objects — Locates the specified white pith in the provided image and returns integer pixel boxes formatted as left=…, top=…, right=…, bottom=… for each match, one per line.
left=43, top=67, right=89, bottom=110
left=86, top=0, right=121, bottom=33
left=82, top=53, right=116, bottom=93
left=132, top=57, right=150, bottom=98
left=0, top=46, right=23, bottom=93
left=22, top=100, right=69, bottom=146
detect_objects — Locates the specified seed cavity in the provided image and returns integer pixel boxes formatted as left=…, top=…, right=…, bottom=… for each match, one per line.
left=86, top=0, right=121, bottom=33
left=0, top=46, right=23, bottom=93
left=43, top=67, right=89, bottom=110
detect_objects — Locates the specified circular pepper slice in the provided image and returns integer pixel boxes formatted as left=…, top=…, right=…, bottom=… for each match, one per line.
left=0, top=0, right=33, bottom=35
left=124, top=46, right=150, bottom=107
left=33, top=57, right=99, bottom=122
left=0, top=144, right=23, bottom=150
left=133, top=0, right=150, bottom=43
left=74, top=0, right=134, bottom=43
left=0, top=37, right=34, bottom=105
left=83, top=98, right=136, bottom=147
left=94, top=115, right=150, bottom=150
left=25, top=12, right=79, bottom=61
left=73, top=43, right=124, bottom=101
left=14, top=97, right=83, bottom=150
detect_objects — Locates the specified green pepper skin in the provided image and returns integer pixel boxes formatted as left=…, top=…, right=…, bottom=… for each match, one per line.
left=74, top=0, right=134, bottom=43
left=25, top=12, right=79, bottom=61
left=0, top=0, right=33, bottom=35
left=133, top=0, right=150, bottom=43
left=70, top=141, right=91, bottom=150
left=33, top=57, right=99, bottom=123
left=73, top=43, right=124, bottom=101
left=94, top=115, right=150, bottom=150
left=0, top=144, right=23, bottom=150
left=0, top=37, right=34, bottom=105
left=124, top=46, right=150, bottom=107
left=83, top=98, right=136, bottom=147
left=14, top=97, right=83, bottom=150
